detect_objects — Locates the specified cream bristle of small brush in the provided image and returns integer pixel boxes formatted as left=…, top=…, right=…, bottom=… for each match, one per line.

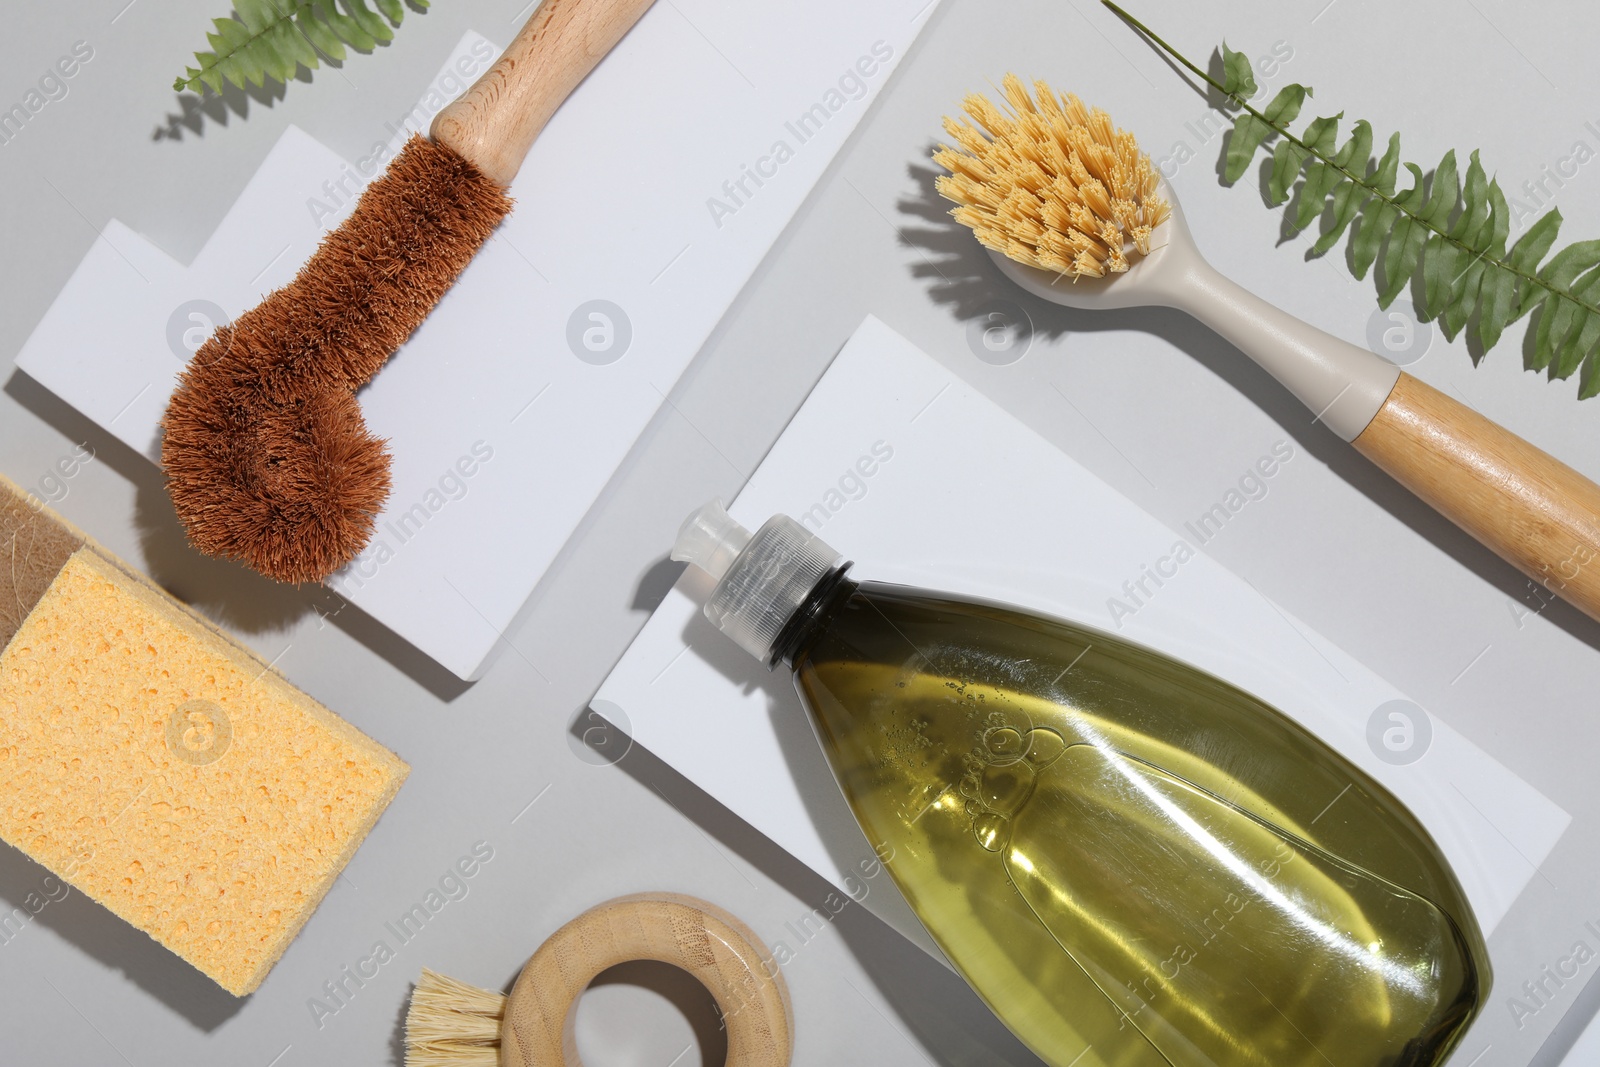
left=936, top=75, right=1600, bottom=623
left=404, top=893, right=793, bottom=1067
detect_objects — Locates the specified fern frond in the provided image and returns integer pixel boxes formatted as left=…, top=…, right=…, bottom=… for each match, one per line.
left=173, top=0, right=429, bottom=96
left=1103, top=0, right=1600, bottom=400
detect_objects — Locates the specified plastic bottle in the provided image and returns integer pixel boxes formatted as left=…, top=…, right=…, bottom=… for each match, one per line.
left=672, top=501, right=1488, bottom=1067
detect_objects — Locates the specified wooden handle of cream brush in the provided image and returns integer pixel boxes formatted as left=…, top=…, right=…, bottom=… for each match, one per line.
left=1354, top=372, right=1600, bottom=620
left=431, top=0, right=658, bottom=188
left=499, top=893, right=793, bottom=1067
left=1163, top=264, right=1600, bottom=622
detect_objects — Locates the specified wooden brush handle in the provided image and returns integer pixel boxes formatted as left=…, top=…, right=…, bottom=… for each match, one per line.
left=500, top=893, right=793, bottom=1067
left=431, top=0, right=658, bottom=187
left=1354, top=372, right=1600, bottom=620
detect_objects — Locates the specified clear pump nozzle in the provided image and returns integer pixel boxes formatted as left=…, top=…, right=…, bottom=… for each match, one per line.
left=670, top=500, right=751, bottom=581
left=672, top=500, right=843, bottom=665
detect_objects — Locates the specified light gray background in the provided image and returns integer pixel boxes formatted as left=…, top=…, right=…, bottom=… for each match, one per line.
left=3, top=1, right=1599, bottom=1065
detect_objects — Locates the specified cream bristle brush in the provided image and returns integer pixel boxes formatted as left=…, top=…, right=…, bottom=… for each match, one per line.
left=161, top=0, right=657, bottom=585
left=403, top=893, right=791, bottom=1067
left=935, top=75, right=1600, bottom=621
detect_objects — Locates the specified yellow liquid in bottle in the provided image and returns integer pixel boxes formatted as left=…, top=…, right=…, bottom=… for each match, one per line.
left=790, top=581, right=1487, bottom=1067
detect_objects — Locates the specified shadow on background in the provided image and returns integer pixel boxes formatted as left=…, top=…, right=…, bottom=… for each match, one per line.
left=3, top=369, right=472, bottom=701
left=893, top=157, right=1600, bottom=657
left=589, top=958, right=731, bottom=1067
left=152, top=73, right=295, bottom=143
left=0, top=845, right=245, bottom=1030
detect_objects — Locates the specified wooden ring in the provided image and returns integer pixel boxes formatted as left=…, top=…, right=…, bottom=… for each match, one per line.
left=500, top=892, right=793, bottom=1067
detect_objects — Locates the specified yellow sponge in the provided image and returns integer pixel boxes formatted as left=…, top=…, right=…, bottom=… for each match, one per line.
left=0, top=544, right=408, bottom=995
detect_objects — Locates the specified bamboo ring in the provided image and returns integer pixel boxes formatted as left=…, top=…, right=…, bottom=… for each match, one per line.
left=500, top=892, right=793, bottom=1067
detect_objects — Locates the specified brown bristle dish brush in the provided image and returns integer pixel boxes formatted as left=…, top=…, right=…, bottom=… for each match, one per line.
left=933, top=75, right=1600, bottom=623
left=161, top=0, right=658, bottom=585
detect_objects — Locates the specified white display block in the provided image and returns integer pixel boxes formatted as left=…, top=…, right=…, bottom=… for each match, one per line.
left=16, top=2, right=941, bottom=678
left=597, top=314, right=1569, bottom=963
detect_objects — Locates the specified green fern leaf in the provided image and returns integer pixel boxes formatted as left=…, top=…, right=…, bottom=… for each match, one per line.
left=1289, top=113, right=1345, bottom=233
left=1530, top=236, right=1600, bottom=311
left=1348, top=133, right=1402, bottom=279
left=1224, top=84, right=1307, bottom=184
left=1411, top=152, right=1459, bottom=320
left=1441, top=169, right=1507, bottom=342
left=1265, top=139, right=1306, bottom=207
left=1530, top=244, right=1600, bottom=373
left=1311, top=178, right=1362, bottom=256
left=1510, top=210, right=1564, bottom=273
left=1545, top=298, right=1584, bottom=376
left=1531, top=295, right=1565, bottom=371
left=1350, top=203, right=1395, bottom=281
left=1507, top=209, right=1564, bottom=332
left=1558, top=313, right=1600, bottom=380
left=1421, top=235, right=1457, bottom=328
left=1103, top=0, right=1600, bottom=400
left=1379, top=164, right=1429, bottom=308
left=275, top=17, right=320, bottom=72
left=1219, top=43, right=1257, bottom=100
left=1366, top=131, right=1402, bottom=196
left=1419, top=150, right=1459, bottom=228
left=1423, top=150, right=1480, bottom=331
left=1309, top=120, right=1372, bottom=255
left=174, top=0, right=419, bottom=96
left=1536, top=240, right=1600, bottom=297
left=1552, top=269, right=1600, bottom=378
left=345, top=0, right=395, bottom=43
left=1478, top=261, right=1517, bottom=352
left=322, top=8, right=379, bottom=52
left=1449, top=154, right=1492, bottom=249
left=1581, top=349, right=1600, bottom=398
left=297, top=7, right=349, bottom=61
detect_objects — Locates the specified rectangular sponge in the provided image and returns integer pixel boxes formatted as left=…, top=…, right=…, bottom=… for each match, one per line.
left=0, top=477, right=408, bottom=995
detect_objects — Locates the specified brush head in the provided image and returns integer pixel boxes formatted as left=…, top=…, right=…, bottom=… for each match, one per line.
left=404, top=968, right=506, bottom=1067
left=161, top=135, right=513, bottom=585
left=934, top=74, right=1170, bottom=280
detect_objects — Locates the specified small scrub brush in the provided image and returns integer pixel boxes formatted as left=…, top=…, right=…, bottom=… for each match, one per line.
left=161, top=0, right=658, bottom=584
left=935, top=77, right=1600, bottom=622
left=405, top=969, right=507, bottom=1066
left=403, top=894, right=792, bottom=1067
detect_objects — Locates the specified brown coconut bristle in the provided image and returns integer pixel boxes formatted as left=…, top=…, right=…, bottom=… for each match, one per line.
left=932, top=74, right=1170, bottom=279
left=161, top=135, right=512, bottom=585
